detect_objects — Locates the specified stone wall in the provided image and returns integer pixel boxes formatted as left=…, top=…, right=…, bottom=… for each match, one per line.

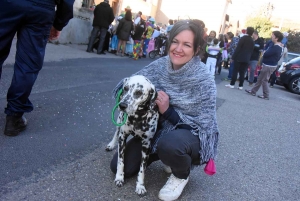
left=55, top=1, right=94, bottom=44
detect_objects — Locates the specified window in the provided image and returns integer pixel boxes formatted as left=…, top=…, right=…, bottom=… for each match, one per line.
left=82, top=0, right=95, bottom=9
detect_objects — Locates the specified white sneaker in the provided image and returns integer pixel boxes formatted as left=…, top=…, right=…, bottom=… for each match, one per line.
left=158, top=174, right=189, bottom=201
left=238, top=87, right=243, bottom=90
left=225, top=84, right=234, bottom=89
left=163, top=165, right=172, bottom=174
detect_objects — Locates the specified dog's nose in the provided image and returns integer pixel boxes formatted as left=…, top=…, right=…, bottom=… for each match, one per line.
left=119, top=102, right=128, bottom=110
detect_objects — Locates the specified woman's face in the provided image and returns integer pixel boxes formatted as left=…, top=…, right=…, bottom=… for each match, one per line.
left=209, top=32, right=216, bottom=38
left=169, top=30, right=195, bottom=70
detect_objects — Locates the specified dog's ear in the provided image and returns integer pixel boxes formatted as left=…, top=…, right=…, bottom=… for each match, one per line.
left=123, top=77, right=129, bottom=85
left=149, top=85, right=158, bottom=111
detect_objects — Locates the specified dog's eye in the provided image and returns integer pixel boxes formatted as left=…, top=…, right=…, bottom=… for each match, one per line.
left=123, top=86, right=129, bottom=92
left=134, top=90, right=142, bottom=97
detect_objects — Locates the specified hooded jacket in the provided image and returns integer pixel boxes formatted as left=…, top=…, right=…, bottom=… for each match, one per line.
left=92, top=2, right=114, bottom=29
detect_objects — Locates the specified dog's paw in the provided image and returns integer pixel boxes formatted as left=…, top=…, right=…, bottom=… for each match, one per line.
left=135, top=184, right=147, bottom=195
left=114, top=179, right=124, bottom=187
left=105, top=143, right=115, bottom=151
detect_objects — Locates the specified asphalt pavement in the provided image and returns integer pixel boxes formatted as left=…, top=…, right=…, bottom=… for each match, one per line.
left=0, top=40, right=299, bottom=201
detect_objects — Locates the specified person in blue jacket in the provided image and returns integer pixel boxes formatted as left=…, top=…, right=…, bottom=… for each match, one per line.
left=245, top=31, right=284, bottom=100
left=0, top=0, right=74, bottom=136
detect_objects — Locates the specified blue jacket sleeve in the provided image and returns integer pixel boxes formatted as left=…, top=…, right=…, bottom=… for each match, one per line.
left=53, top=0, right=75, bottom=31
left=162, top=106, right=192, bottom=130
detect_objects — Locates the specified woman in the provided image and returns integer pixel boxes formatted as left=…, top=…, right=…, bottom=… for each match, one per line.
left=216, top=34, right=225, bottom=75
left=131, top=14, right=146, bottom=60
left=207, top=30, right=217, bottom=45
left=111, top=20, right=219, bottom=201
left=116, top=10, right=133, bottom=57
left=245, top=31, right=284, bottom=100
left=202, top=30, right=217, bottom=64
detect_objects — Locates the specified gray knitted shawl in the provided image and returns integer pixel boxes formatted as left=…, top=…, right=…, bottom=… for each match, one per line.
left=113, top=56, right=219, bottom=165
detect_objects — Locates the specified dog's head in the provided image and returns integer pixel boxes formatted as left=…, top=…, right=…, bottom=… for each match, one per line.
left=118, top=75, right=157, bottom=114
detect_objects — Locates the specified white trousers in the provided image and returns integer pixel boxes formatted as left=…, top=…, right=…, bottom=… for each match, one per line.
left=206, top=57, right=217, bottom=75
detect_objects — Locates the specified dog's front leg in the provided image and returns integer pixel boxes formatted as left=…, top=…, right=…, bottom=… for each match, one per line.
left=106, top=127, right=119, bottom=151
left=135, top=138, right=151, bottom=195
left=115, top=129, right=129, bottom=187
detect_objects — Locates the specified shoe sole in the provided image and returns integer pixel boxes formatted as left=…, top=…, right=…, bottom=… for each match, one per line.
left=257, top=95, right=269, bottom=100
left=4, top=126, right=26, bottom=136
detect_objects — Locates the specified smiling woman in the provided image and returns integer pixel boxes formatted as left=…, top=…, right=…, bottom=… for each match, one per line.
left=167, top=20, right=203, bottom=69
left=169, top=30, right=195, bottom=70
left=110, top=20, right=219, bottom=200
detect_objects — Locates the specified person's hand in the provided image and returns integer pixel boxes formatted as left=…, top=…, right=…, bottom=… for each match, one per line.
left=49, top=26, right=61, bottom=40
left=155, top=91, right=169, bottom=114
left=230, top=59, right=234, bottom=62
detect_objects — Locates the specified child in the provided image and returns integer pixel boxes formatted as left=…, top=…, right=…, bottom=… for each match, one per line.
left=125, top=37, right=133, bottom=56
left=110, top=16, right=122, bottom=54
left=205, top=39, right=221, bottom=75
left=131, top=15, right=147, bottom=60
left=142, top=19, right=155, bottom=57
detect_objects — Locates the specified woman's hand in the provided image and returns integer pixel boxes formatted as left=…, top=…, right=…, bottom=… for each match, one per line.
left=155, top=91, right=169, bottom=114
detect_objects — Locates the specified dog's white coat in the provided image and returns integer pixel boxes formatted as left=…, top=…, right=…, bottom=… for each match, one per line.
left=106, top=75, right=159, bottom=195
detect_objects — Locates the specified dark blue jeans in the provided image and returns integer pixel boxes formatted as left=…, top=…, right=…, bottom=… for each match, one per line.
left=227, top=61, right=234, bottom=79
left=143, top=38, right=150, bottom=56
left=0, top=0, right=56, bottom=116
left=110, top=129, right=200, bottom=179
left=87, top=26, right=107, bottom=53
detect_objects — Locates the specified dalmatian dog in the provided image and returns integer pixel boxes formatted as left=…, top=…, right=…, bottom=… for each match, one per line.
left=106, top=75, right=159, bottom=195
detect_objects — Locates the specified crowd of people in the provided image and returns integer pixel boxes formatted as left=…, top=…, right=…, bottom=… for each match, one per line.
left=196, top=23, right=287, bottom=100
left=86, top=1, right=288, bottom=96
left=86, top=3, right=177, bottom=60
left=222, top=29, right=287, bottom=100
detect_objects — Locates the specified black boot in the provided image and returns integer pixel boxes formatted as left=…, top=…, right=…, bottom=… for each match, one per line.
left=4, top=115, right=27, bottom=136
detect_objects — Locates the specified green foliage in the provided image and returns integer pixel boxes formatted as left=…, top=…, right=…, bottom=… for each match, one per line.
left=245, top=17, right=273, bottom=38
left=287, top=31, right=300, bottom=53
left=280, top=27, right=290, bottom=33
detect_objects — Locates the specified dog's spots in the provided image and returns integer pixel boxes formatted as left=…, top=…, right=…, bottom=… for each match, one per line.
left=123, top=85, right=129, bottom=92
left=136, top=83, right=143, bottom=89
left=112, top=75, right=159, bottom=195
left=133, top=90, right=143, bottom=99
